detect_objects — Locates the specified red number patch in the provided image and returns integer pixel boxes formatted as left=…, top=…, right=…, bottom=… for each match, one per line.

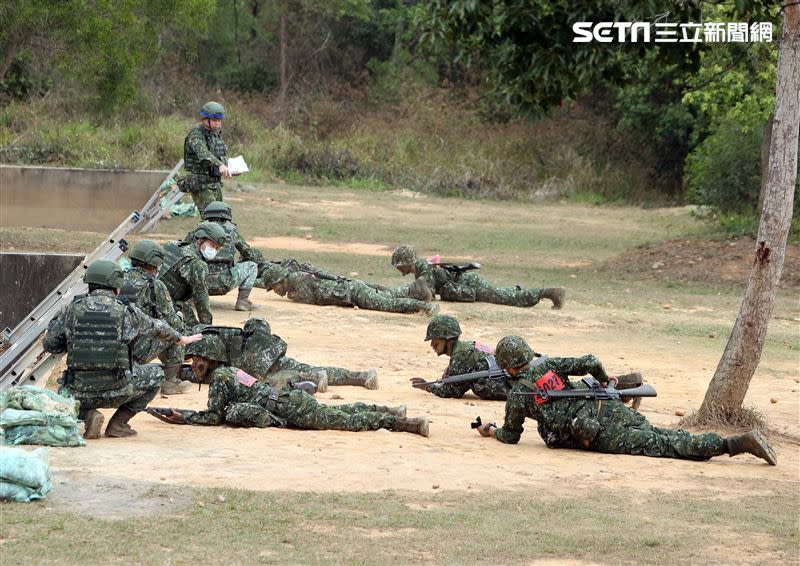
left=533, top=370, right=565, bottom=404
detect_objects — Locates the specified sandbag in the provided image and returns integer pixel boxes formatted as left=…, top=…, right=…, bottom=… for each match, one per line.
left=0, top=446, right=53, bottom=502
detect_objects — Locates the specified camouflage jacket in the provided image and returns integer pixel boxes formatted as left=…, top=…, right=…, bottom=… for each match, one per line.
left=283, top=272, right=351, bottom=306
left=43, top=289, right=182, bottom=357
left=412, top=259, right=455, bottom=295
left=163, top=244, right=213, bottom=324
left=184, top=219, right=263, bottom=274
left=121, top=267, right=183, bottom=331
left=183, top=125, right=227, bottom=176
left=443, top=339, right=494, bottom=377
left=494, top=355, right=610, bottom=446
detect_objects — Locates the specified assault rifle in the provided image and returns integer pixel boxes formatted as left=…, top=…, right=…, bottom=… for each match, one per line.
left=514, top=376, right=657, bottom=402
left=262, top=260, right=387, bottom=291
left=426, top=256, right=481, bottom=274
left=146, top=407, right=186, bottom=424
left=410, top=355, right=546, bottom=389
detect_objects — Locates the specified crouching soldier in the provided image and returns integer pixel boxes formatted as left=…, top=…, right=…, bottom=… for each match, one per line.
left=43, top=260, right=202, bottom=439
left=475, top=335, right=777, bottom=466
left=148, top=336, right=429, bottom=436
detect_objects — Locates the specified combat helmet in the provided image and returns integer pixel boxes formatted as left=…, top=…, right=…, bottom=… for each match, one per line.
left=391, top=245, right=416, bottom=267
left=129, top=240, right=165, bottom=268
left=495, top=336, right=534, bottom=370
left=261, top=264, right=290, bottom=287
left=186, top=335, right=228, bottom=362
left=425, top=315, right=462, bottom=341
left=83, top=259, right=125, bottom=289
left=193, top=221, right=227, bottom=246
left=200, top=101, right=225, bottom=119
left=201, top=201, right=232, bottom=222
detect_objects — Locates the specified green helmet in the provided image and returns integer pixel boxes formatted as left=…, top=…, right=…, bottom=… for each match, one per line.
left=83, top=259, right=125, bottom=289
left=261, top=264, right=290, bottom=287
left=495, top=335, right=534, bottom=370
left=201, top=201, right=232, bottom=222
left=186, top=335, right=228, bottom=362
left=129, top=240, right=165, bottom=268
left=425, top=315, right=462, bottom=341
left=200, top=101, right=225, bottom=119
left=193, top=221, right=227, bottom=246
left=391, top=245, right=416, bottom=267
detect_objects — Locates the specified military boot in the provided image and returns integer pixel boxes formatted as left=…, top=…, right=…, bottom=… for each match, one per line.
left=80, top=409, right=105, bottom=440
left=422, top=302, right=440, bottom=316
left=345, top=369, right=378, bottom=390
left=374, top=405, right=407, bottom=417
left=161, top=364, right=192, bottom=395
left=105, top=408, right=138, bottom=438
left=392, top=416, right=430, bottom=437
left=727, top=430, right=777, bottom=465
left=235, top=287, right=259, bottom=311
left=409, top=277, right=433, bottom=302
left=541, top=287, right=566, bottom=310
left=299, top=370, right=328, bottom=393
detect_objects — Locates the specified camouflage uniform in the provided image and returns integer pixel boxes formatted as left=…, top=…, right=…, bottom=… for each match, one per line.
left=158, top=241, right=213, bottom=326
left=494, top=356, right=726, bottom=460
left=181, top=125, right=227, bottom=212
left=282, top=272, right=429, bottom=314
left=180, top=366, right=400, bottom=432
left=120, top=266, right=185, bottom=366
left=43, top=289, right=182, bottom=414
left=185, top=219, right=261, bottom=296
left=426, top=339, right=509, bottom=400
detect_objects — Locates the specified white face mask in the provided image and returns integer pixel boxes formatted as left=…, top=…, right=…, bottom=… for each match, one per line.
left=201, top=243, right=219, bottom=260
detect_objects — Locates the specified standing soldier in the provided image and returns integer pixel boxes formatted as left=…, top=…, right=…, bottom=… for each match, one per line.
left=158, top=221, right=227, bottom=326
left=188, top=201, right=261, bottom=311
left=390, top=244, right=566, bottom=309
left=179, top=101, right=231, bottom=212
left=42, top=260, right=201, bottom=439
left=119, top=240, right=192, bottom=395
left=411, top=315, right=509, bottom=400
left=475, top=335, right=777, bottom=466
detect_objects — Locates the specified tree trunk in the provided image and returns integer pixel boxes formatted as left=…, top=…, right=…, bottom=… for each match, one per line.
left=0, top=39, right=20, bottom=84
left=698, top=4, right=800, bottom=420
left=278, top=0, right=288, bottom=108
left=757, top=114, right=774, bottom=213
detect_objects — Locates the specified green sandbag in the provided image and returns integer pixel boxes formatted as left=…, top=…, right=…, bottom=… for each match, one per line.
left=0, top=446, right=53, bottom=501
left=0, top=385, right=79, bottom=417
left=3, top=424, right=85, bottom=448
left=0, top=408, right=78, bottom=428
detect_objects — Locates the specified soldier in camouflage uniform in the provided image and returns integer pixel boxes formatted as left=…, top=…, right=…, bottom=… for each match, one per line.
left=179, top=101, right=231, bottom=212
left=265, top=265, right=438, bottom=315
left=158, top=221, right=227, bottom=327
left=150, top=336, right=429, bottom=436
left=197, top=317, right=379, bottom=391
left=410, top=315, right=509, bottom=400
left=390, top=245, right=566, bottom=309
left=42, top=260, right=202, bottom=439
left=475, top=335, right=777, bottom=466
left=119, top=240, right=192, bottom=395
left=186, top=201, right=261, bottom=311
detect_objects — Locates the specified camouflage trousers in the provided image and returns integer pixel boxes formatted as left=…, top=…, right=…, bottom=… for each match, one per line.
left=59, top=364, right=164, bottom=414
left=442, top=272, right=542, bottom=307
left=131, top=335, right=185, bottom=367
left=349, top=281, right=425, bottom=313
left=209, top=261, right=259, bottom=295
left=274, top=356, right=352, bottom=385
left=426, top=378, right=509, bottom=401
left=189, top=183, right=223, bottom=213
left=590, top=402, right=726, bottom=460
left=277, top=389, right=398, bottom=431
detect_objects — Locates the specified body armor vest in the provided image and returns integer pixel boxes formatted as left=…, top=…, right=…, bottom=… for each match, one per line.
left=66, top=296, right=131, bottom=391
left=159, top=242, right=196, bottom=301
left=184, top=126, right=227, bottom=176
left=120, top=270, right=158, bottom=317
left=200, top=326, right=245, bottom=367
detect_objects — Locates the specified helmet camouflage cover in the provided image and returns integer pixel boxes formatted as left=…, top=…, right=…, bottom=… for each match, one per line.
left=128, top=240, right=166, bottom=268
left=186, top=335, right=228, bottom=362
left=261, top=264, right=290, bottom=287
left=193, top=221, right=227, bottom=246
left=425, top=315, right=462, bottom=341
left=83, top=259, right=125, bottom=289
left=200, top=101, right=225, bottom=119
left=391, top=245, right=416, bottom=267
left=495, top=335, right=534, bottom=370
left=201, top=201, right=232, bottom=222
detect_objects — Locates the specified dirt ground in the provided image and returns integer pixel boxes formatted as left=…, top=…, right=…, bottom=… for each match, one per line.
left=39, top=236, right=800, bottom=522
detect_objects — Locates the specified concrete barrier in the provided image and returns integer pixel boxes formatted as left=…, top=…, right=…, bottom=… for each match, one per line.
left=0, top=165, right=170, bottom=232
left=0, top=252, right=85, bottom=332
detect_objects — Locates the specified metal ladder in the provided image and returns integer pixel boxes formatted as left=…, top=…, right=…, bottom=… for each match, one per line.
left=0, top=160, right=185, bottom=392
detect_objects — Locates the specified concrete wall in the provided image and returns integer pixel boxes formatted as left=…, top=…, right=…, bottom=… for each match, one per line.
left=0, top=252, right=84, bottom=332
left=0, top=165, right=170, bottom=231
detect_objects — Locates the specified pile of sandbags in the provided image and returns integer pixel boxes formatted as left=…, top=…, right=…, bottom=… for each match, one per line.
left=0, top=385, right=85, bottom=447
left=0, top=446, right=53, bottom=502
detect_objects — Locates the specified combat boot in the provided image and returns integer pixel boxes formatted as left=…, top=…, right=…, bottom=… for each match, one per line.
left=392, top=416, right=430, bottom=437
left=105, top=408, right=138, bottom=438
left=422, top=302, right=440, bottom=316
left=160, top=364, right=192, bottom=395
left=235, top=287, right=259, bottom=311
left=374, top=405, right=407, bottom=417
left=345, top=369, right=378, bottom=390
left=541, top=287, right=566, bottom=310
left=80, top=409, right=105, bottom=440
left=409, top=277, right=433, bottom=302
left=299, top=370, right=328, bottom=393
left=727, top=430, right=777, bottom=465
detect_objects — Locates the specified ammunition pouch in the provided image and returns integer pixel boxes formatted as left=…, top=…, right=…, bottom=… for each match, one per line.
left=440, top=282, right=476, bottom=302
left=206, top=270, right=234, bottom=296
left=177, top=172, right=212, bottom=194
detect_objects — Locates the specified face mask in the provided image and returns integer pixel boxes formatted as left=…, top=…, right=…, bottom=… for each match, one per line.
left=201, top=243, right=219, bottom=260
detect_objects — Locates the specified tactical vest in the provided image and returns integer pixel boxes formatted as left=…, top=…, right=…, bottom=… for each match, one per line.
left=199, top=326, right=245, bottom=367
left=159, top=242, right=197, bottom=301
left=184, top=126, right=227, bottom=176
left=119, top=270, right=158, bottom=318
left=66, top=296, right=131, bottom=391
left=209, top=221, right=237, bottom=267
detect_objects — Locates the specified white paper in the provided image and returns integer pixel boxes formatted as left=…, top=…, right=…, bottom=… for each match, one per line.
left=227, top=155, right=249, bottom=175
